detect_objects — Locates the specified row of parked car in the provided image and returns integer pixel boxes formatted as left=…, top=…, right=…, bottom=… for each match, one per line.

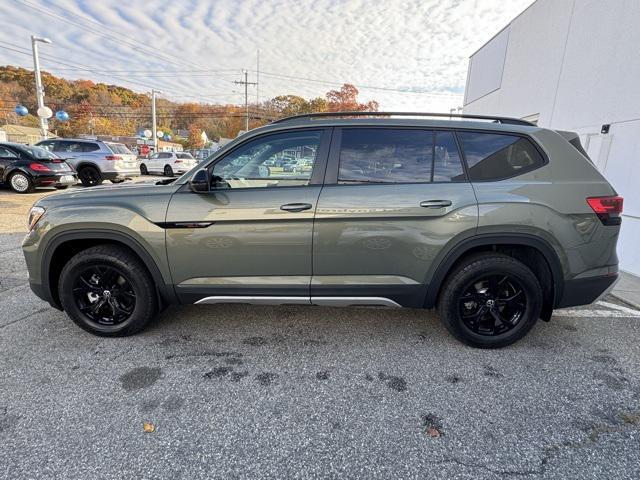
left=0, top=138, right=199, bottom=193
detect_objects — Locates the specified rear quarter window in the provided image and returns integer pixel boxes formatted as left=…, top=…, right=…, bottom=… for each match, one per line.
left=459, top=132, right=545, bottom=181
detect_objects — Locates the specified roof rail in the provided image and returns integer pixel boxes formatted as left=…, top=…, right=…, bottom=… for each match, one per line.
left=271, top=111, right=534, bottom=126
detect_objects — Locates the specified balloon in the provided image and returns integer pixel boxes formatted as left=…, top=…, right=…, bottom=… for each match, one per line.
left=143, top=129, right=152, bottom=138
left=37, top=106, right=53, bottom=119
left=15, top=105, right=28, bottom=116
left=55, top=110, right=69, bottom=122
left=163, top=134, right=171, bottom=141
left=156, top=130, right=164, bottom=138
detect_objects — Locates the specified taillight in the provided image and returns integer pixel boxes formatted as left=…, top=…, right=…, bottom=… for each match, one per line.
left=29, top=162, right=51, bottom=172
left=587, top=196, right=623, bottom=225
left=105, top=155, right=122, bottom=161
left=174, top=159, right=182, bottom=163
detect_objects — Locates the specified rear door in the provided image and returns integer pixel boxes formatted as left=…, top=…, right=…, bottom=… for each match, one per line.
left=165, top=128, right=331, bottom=303
left=311, top=127, right=478, bottom=307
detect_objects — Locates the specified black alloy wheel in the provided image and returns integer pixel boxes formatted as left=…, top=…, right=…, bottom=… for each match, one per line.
left=437, top=253, right=542, bottom=348
left=164, top=165, right=174, bottom=177
left=72, top=265, right=136, bottom=326
left=59, top=245, right=157, bottom=336
left=458, top=274, right=526, bottom=336
left=78, top=166, right=102, bottom=186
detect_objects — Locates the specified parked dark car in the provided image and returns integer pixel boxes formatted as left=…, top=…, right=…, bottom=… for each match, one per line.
left=0, top=142, right=77, bottom=193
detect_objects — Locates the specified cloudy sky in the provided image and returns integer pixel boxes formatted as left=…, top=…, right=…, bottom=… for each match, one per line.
left=0, top=0, right=533, bottom=110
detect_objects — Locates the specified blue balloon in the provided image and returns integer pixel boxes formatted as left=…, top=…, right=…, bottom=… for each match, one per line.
left=163, top=134, right=171, bottom=141
left=55, top=110, right=69, bottom=122
left=15, top=105, right=28, bottom=116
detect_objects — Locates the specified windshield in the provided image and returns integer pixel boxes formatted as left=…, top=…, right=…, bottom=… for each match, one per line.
left=107, top=143, right=133, bottom=154
left=20, top=145, right=59, bottom=160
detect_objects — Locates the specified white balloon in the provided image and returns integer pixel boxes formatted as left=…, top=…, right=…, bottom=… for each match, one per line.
left=143, top=129, right=152, bottom=138
left=37, top=106, right=53, bottom=119
left=156, top=131, right=164, bottom=138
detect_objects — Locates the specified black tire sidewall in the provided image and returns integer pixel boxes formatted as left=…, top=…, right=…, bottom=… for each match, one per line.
left=164, top=165, right=173, bottom=176
left=438, top=255, right=542, bottom=348
left=79, top=167, right=102, bottom=186
left=59, top=248, right=155, bottom=336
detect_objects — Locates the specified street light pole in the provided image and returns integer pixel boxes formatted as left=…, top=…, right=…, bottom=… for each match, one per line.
left=31, top=35, right=52, bottom=139
left=151, top=89, right=160, bottom=152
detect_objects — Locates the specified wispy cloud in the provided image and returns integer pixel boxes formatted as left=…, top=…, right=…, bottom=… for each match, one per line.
left=0, top=0, right=533, bottom=110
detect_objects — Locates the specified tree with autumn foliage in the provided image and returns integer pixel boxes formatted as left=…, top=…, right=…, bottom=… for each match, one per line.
left=325, top=84, right=379, bottom=112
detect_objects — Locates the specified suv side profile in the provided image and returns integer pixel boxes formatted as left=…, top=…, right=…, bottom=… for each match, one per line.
left=22, top=112, right=622, bottom=348
left=140, top=151, right=198, bottom=176
left=36, top=138, right=139, bottom=186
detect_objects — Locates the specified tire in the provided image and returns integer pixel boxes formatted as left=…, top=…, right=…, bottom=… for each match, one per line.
left=58, top=245, right=157, bottom=336
left=9, top=172, right=34, bottom=193
left=111, top=178, right=125, bottom=184
left=163, top=165, right=174, bottom=177
left=54, top=185, right=69, bottom=190
left=437, top=253, right=542, bottom=349
left=140, top=164, right=148, bottom=175
left=78, top=166, right=103, bottom=187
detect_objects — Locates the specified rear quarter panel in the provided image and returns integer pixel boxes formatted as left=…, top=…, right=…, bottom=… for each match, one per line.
left=473, top=129, right=619, bottom=279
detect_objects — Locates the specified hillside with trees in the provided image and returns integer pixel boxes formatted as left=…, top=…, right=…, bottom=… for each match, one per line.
left=0, top=66, right=378, bottom=146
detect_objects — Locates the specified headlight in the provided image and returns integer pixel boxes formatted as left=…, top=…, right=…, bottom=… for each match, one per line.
left=28, top=206, right=45, bottom=231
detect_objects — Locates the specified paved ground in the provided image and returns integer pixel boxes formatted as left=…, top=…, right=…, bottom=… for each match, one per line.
left=1, top=185, right=640, bottom=479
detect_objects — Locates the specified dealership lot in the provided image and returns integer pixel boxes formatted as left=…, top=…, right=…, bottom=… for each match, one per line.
left=1, top=186, right=640, bottom=479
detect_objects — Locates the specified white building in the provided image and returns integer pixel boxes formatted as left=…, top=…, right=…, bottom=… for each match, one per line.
left=463, top=0, right=640, bottom=277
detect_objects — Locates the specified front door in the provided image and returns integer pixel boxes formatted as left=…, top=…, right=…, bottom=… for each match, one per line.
left=0, top=145, right=19, bottom=181
left=312, top=127, right=478, bottom=307
left=166, top=128, right=331, bottom=304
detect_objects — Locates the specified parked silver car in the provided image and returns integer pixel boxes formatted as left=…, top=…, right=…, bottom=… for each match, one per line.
left=36, top=138, right=139, bottom=186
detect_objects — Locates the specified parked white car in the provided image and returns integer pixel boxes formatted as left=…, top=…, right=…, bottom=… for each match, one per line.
left=139, top=152, right=197, bottom=176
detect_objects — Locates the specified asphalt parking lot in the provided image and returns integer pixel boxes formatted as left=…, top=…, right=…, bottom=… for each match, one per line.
left=1, top=184, right=640, bottom=479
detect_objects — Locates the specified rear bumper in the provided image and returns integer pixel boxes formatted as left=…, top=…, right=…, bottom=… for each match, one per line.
left=102, top=170, right=139, bottom=181
left=33, top=173, right=77, bottom=187
left=557, top=273, right=619, bottom=308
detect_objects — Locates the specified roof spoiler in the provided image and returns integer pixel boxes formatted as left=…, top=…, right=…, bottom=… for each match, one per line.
left=556, top=130, right=593, bottom=162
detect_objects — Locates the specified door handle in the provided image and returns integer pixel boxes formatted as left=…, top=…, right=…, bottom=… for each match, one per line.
left=280, top=203, right=313, bottom=212
left=420, top=200, right=452, bottom=208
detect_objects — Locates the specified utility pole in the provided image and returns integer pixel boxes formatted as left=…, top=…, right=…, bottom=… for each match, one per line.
left=234, top=70, right=257, bottom=132
left=256, top=49, right=260, bottom=106
left=151, top=89, right=160, bottom=152
left=31, top=35, right=52, bottom=139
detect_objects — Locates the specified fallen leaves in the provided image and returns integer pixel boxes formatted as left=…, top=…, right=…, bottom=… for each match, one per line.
left=425, top=426, right=441, bottom=438
left=143, top=421, right=155, bottom=433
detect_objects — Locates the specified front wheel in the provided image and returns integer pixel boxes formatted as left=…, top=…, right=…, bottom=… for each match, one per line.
left=59, top=245, right=157, bottom=336
left=437, top=253, right=542, bottom=349
left=140, top=164, right=148, bottom=175
left=164, top=165, right=174, bottom=177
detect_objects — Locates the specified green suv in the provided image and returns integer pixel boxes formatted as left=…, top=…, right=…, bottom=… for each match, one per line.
left=22, top=112, right=623, bottom=348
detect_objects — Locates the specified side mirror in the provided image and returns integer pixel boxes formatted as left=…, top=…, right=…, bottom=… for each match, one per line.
left=189, top=168, right=210, bottom=193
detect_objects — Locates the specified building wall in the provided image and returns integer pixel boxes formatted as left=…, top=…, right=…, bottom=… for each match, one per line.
left=463, top=0, right=640, bottom=276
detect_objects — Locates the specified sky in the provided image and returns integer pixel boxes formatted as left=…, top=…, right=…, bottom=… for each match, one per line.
left=0, top=0, right=534, bottom=111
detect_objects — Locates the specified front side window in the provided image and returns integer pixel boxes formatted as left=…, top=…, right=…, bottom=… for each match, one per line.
left=212, top=130, right=323, bottom=189
left=459, top=132, right=545, bottom=181
left=338, top=128, right=465, bottom=184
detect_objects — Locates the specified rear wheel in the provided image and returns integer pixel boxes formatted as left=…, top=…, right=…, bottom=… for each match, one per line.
left=78, top=166, right=102, bottom=187
left=9, top=172, right=34, bottom=193
left=164, top=165, right=174, bottom=177
left=437, top=253, right=542, bottom=348
left=59, top=245, right=157, bottom=336
left=140, top=164, right=148, bottom=175
left=111, top=178, right=125, bottom=184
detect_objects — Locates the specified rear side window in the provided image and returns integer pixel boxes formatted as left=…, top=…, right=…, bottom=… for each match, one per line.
left=459, top=132, right=545, bottom=181
left=107, top=143, right=132, bottom=154
left=338, top=129, right=465, bottom=184
left=82, top=143, right=100, bottom=152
